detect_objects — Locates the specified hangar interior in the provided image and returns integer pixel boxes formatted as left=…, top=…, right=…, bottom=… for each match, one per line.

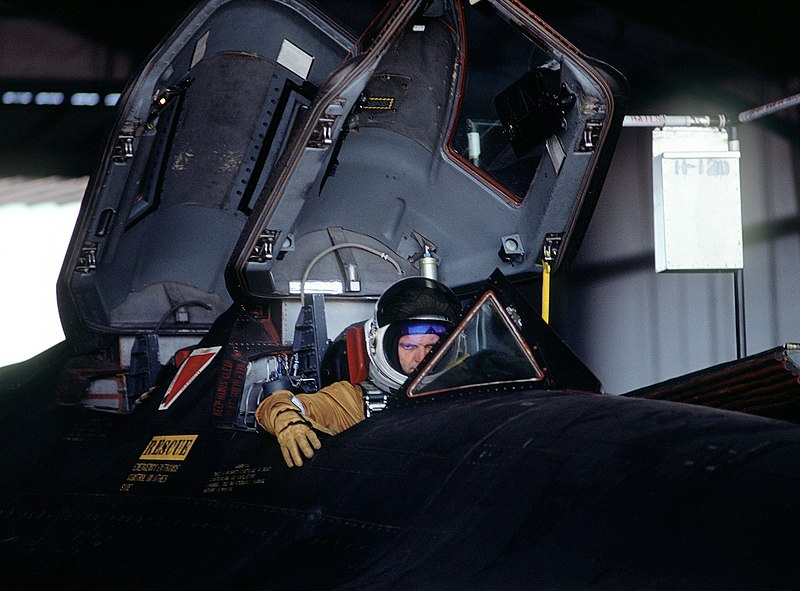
left=0, top=0, right=798, bottom=393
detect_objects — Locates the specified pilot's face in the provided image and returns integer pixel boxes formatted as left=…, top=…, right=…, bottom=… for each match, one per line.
left=397, top=333, right=440, bottom=375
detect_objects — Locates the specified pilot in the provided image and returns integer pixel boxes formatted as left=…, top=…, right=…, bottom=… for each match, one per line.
left=255, top=276, right=461, bottom=467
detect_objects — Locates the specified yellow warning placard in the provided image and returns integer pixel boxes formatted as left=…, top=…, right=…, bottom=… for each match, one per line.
left=363, top=97, right=395, bottom=110
left=139, top=435, right=198, bottom=461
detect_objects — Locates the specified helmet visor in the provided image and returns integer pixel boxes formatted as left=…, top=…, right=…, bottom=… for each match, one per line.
left=397, top=320, right=449, bottom=336
left=384, top=320, right=450, bottom=374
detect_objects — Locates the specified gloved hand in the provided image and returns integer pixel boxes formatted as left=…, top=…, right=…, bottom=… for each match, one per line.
left=256, top=391, right=321, bottom=467
left=276, top=420, right=321, bottom=468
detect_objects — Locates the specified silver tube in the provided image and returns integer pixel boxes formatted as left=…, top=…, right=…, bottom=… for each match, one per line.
left=738, top=92, right=800, bottom=123
left=623, top=114, right=726, bottom=128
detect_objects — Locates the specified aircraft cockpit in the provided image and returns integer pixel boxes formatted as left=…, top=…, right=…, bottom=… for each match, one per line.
left=48, top=0, right=624, bottom=422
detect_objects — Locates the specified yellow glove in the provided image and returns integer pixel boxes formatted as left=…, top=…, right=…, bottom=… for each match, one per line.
left=256, top=390, right=321, bottom=467
left=275, top=419, right=321, bottom=468
left=256, top=383, right=365, bottom=467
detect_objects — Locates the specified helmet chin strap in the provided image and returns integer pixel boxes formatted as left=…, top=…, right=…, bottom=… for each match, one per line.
left=365, top=319, right=408, bottom=394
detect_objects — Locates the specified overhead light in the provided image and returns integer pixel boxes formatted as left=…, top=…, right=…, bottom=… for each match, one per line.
left=70, top=92, right=101, bottom=106
left=2, top=91, right=33, bottom=105
left=0, top=89, right=120, bottom=107
left=34, top=92, right=64, bottom=105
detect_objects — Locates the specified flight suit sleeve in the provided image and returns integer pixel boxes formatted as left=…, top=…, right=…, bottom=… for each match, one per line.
left=255, top=381, right=365, bottom=468
left=255, top=381, right=366, bottom=436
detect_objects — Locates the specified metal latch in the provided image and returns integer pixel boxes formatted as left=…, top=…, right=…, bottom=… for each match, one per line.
left=249, top=229, right=281, bottom=262
left=542, top=233, right=562, bottom=263
left=75, top=242, right=98, bottom=273
left=112, top=121, right=136, bottom=162
left=308, top=116, right=337, bottom=148
left=541, top=233, right=563, bottom=324
left=577, top=120, right=604, bottom=152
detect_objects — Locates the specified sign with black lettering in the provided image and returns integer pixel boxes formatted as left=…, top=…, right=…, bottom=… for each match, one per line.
left=139, top=435, right=198, bottom=461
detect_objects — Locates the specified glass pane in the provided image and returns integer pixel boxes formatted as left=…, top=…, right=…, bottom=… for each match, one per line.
left=408, top=292, right=543, bottom=396
left=448, top=6, right=566, bottom=201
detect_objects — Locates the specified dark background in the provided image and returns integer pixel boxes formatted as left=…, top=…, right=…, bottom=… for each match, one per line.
left=0, top=0, right=796, bottom=176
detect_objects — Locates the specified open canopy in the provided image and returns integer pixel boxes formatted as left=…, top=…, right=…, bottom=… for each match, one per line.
left=57, top=0, right=627, bottom=347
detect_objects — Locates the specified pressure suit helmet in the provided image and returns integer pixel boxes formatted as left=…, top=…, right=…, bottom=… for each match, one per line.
left=365, top=276, right=462, bottom=393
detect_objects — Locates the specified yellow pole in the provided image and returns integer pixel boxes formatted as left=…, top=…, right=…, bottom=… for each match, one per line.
left=541, top=260, right=551, bottom=323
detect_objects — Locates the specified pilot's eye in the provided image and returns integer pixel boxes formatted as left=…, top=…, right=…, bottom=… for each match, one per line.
left=400, top=343, right=418, bottom=351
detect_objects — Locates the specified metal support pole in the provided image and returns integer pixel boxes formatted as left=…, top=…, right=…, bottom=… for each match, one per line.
left=623, top=114, right=727, bottom=128
left=738, top=92, right=800, bottom=123
left=541, top=261, right=551, bottom=323
left=733, top=268, right=747, bottom=359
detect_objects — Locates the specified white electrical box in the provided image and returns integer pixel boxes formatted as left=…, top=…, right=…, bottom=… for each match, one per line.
left=652, top=127, right=743, bottom=272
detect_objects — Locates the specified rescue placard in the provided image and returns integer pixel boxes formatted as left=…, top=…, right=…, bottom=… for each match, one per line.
left=139, top=435, right=198, bottom=461
left=363, top=97, right=395, bottom=110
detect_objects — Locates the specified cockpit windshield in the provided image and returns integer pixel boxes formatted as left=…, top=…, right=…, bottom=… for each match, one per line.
left=447, top=4, right=575, bottom=203
left=406, top=290, right=544, bottom=397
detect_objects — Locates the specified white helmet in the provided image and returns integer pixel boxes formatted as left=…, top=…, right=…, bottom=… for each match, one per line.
left=365, top=277, right=461, bottom=393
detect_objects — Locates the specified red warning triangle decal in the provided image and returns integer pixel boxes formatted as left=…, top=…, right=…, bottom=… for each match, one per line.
left=159, top=346, right=221, bottom=411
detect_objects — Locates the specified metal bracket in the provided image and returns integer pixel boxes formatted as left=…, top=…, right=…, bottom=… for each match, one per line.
left=127, top=334, right=160, bottom=403
left=499, top=234, right=525, bottom=264
left=112, top=121, right=136, bottom=162
left=361, top=381, right=388, bottom=417
left=542, top=233, right=563, bottom=263
left=308, top=116, right=337, bottom=148
left=407, top=231, right=440, bottom=278
left=143, top=78, right=193, bottom=132
left=408, top=231, right=438, bottom=264
left=75, top=242, right=98, bottom=273
left=577, top=120, right=604, bottom=152
left=249, top=229, right=282, bottom=262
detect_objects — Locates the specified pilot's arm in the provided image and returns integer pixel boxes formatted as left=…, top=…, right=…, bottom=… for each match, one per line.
left=255, top=381, right=365, bottom=467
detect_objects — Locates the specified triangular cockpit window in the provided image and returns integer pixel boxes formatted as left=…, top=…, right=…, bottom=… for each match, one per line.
left=407, top=291, right=544, bottom=397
